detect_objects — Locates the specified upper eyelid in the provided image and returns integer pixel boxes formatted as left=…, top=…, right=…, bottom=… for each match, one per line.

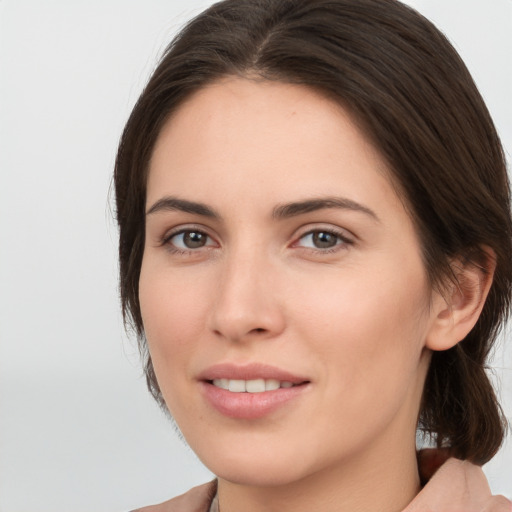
left=292, top=231, right=353, bottom=251
left=160, top=224, right=218, bottom=247
left=157, top=222, right=356, bottom=246
left=162, top=223, right=214, bottom=237
left=160, top=228, right=219, bottom=256
left=292, top=223, right=355, bottom=241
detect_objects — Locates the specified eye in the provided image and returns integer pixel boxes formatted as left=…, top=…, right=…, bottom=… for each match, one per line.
left=164, top=229, right=216, bottom=251
left=295, top=229, right=352, bottom=251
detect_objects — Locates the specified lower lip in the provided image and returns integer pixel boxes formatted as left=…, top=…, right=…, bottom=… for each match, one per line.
left=200, top=381, right=309, bottom=419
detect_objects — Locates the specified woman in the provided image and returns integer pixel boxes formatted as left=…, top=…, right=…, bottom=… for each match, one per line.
left=114, top=0, right=512, bottom=510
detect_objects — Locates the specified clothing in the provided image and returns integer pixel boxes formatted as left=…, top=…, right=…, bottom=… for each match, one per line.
left=131, top=457, right=511, bottom=512
left=130, top=481, right=216, bottom=512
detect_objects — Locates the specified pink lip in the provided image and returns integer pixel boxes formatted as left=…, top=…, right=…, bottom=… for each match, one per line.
left=198, top=362, right=308, bottom=383
left=198, top=363, right=310, bottom=420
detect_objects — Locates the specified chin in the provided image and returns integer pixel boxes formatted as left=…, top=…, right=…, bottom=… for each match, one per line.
left=212, top=458, right=309, bottom=487
left=189, top=432, right=332, bottom=488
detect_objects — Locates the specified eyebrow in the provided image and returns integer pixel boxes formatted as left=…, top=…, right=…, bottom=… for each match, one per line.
left=146, top=195, right=379, bottom=222
left=272, top=197, right=380, bottom=222
left=146, top=197, right=220, bottom=218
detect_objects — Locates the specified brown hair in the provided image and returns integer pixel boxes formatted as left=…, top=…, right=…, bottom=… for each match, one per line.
left=114, top=0, right=512, bottom=464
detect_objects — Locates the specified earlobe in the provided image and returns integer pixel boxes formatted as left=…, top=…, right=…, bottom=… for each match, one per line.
left=425, top=249, right=496, bottom=352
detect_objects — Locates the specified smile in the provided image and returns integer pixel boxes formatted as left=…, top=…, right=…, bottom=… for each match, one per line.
left=198, top=363, right=311, bottom=419
left=211, top=378, right=296, bottom=393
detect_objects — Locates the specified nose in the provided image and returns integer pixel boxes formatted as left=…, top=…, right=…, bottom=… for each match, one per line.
left=208, top=249, right=286, bottom=343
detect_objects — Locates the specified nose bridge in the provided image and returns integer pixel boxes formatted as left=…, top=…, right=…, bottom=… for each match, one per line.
left=209, top=241, right=284, bottom=341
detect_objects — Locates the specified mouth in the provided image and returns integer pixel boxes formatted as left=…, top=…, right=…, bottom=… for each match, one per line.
left=198, top=363, right=311, bottom=419
left=209, top=378, right=302, bottom=393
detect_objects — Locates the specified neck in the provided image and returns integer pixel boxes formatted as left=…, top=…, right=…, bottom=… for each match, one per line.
left=217, top=439, right=421, bottom=512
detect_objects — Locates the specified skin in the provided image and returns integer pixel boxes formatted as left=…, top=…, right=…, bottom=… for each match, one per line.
left=139, top=77, right=491, bottom=512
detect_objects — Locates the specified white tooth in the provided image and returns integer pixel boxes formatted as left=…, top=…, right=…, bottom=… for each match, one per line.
left=246, top=379, right=266, bottom=393
left=280, top=381, right=293, bottom=388
left=228, top=379, right=246, bottom=392
left=213, top=378, right=229, bottom=390
left=265, top=379, right=280, bottom=391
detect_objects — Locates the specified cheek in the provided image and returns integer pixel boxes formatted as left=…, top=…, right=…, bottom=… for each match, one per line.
left=295, top=260, right=430, bottom=397
left=138, top=264, right=215, bottom=422
left=139, top=263, right=209, bottom=373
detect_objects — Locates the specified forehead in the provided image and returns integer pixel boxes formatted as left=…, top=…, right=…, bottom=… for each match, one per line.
left=147, top=77, right=404, bottom=222
left=151, top=78, right=355, bottom=167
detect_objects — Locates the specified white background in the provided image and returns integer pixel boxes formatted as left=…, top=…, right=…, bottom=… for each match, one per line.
left=0, top=1, right=510, bottom=511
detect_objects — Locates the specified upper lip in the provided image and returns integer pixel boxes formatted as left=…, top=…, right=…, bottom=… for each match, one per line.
left=198, top=363, right=309, bottom=384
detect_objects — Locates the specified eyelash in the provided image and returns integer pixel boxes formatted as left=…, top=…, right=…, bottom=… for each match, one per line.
left=160, top=226, right=217, bottom=255
left=160, top=226, right=354, bottom=256
left=293, top=227, right=354, bottom=254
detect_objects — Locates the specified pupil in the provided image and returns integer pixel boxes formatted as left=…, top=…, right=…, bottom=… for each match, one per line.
left=313, top=232, right=337, bottom=248
left=184, top=232, right=206, bottom=248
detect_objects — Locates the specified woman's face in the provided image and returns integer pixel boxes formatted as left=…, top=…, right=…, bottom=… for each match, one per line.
left=140, top=77, right=438, bottom=486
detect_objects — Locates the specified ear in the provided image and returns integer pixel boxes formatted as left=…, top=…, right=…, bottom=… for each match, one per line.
left=425, top=248, right=496, bottom=351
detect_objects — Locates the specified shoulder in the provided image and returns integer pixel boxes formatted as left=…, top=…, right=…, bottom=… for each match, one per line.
left=406, top=456, right=512, bottom=512
left=131, top=481, right=217, bottom=512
